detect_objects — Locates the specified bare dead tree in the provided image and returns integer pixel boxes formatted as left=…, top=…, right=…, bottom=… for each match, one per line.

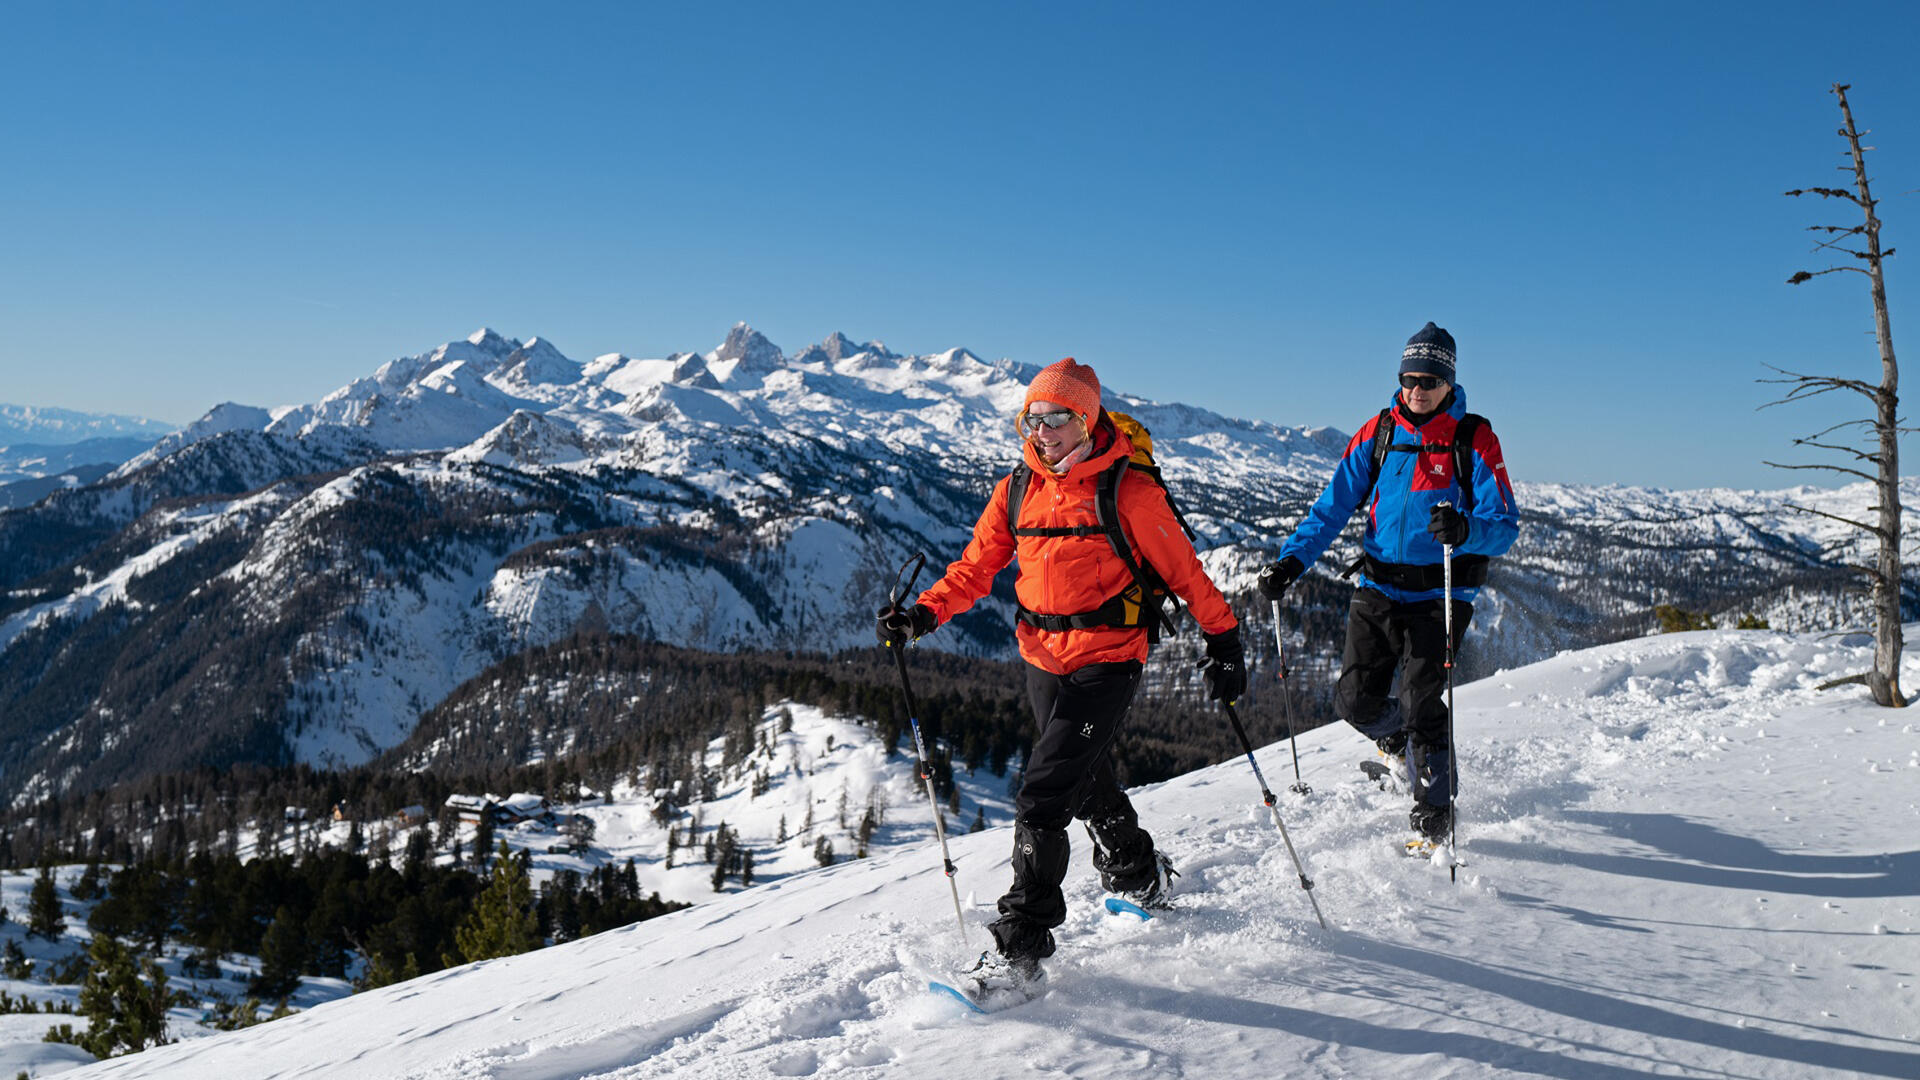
left=1763, top=82, right=1907, bottom=706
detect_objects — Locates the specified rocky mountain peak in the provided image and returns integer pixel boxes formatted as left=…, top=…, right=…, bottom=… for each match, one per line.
left=710, top=323, right=784, bottom=375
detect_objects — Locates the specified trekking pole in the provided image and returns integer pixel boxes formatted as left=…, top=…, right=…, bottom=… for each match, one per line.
left=1440, top=502, right=1460, bottom=883
left=1270, top=600, right=1310, bottom=796
left=884, top=552, right=971, bottom=949
left=1220, top=699, right=1330, bottom=929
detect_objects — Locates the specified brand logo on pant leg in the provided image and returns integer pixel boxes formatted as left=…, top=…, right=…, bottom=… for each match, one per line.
left=1080, top=723, right=1094, bottom=738
left=1021, top=842, right=1034, bottom=855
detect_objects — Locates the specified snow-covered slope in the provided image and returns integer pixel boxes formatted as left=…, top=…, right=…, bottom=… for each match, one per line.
left=68, top=630, right=1920, bottom=1079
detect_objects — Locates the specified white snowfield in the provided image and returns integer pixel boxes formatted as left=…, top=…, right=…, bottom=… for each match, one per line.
left=69, top=629, right=1920, bottom=1079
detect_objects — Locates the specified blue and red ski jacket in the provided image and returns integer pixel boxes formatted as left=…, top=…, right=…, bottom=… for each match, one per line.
left=1277, top=384, right=1518, bottom=604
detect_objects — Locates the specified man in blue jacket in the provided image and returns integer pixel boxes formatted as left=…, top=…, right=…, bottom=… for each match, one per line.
left=1257, top=322, right=1519, bottom=840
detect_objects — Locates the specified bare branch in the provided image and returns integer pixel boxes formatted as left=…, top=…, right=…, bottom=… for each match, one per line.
left=1801, top=417, right=1876, bottom=440
left=1805, top=224, right=1867, bottom=235
left=1757, top=376, right=1880, bottom=409
left=1785, top=186, right=1862, bottom=203
left=1782, top=501, right=1886, bottom=536
left=1756, top=367, right=1876, bottom=391
left=1764, top=459, right=1879, bottom=483
left=1788, top=266, right=1869, bottom=283
left=1817, top=672, right=1869, bottom=691
left=1774, top=439, right=1880, bottom=465
left=1791, top=436, right=1879, bottom=462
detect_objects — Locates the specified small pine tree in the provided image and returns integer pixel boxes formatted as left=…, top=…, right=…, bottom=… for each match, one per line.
left=67, top=934, right=170, bottom=1057
left=453, top=842, right=540, bottom=963
left=27, top=863, right=65, bottom=941
left=250, top=907, right=305, bottom=999
left=969, top=806, right=986, bottom=834
left=71, top=862, right=103, bottom=903
left=2, top=939, right=31, bottom=980
left=354, top=951, right=422, bottom=992
left=1654, top=604, right=1715, bottom=633
left=813, top=836, right=835, bottom=868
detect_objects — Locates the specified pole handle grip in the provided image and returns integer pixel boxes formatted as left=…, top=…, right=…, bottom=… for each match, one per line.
left=890, top=551, right=927, bottom=609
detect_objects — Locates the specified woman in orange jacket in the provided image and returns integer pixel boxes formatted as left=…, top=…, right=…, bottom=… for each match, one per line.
left=878, top=358, right=1245, bottom=996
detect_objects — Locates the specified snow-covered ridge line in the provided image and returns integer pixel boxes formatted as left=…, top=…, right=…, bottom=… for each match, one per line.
left=2, top=323, right=1910, bottom=800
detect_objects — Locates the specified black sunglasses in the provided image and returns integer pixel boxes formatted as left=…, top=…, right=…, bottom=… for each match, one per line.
left=1399, top=374, right=1448, bottom=391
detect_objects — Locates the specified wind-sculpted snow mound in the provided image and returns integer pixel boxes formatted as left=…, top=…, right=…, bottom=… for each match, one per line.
left=77, top=630, right=1920, bottom=1079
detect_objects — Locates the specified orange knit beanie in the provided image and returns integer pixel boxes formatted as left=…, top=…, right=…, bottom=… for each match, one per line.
left=1024, top=358, right=1102, bottom=423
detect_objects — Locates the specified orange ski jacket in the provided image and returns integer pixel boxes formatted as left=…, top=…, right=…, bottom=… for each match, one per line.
left=918, top=420, right=1238, bottom=675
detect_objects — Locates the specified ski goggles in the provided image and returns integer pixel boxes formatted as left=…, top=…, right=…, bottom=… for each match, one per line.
left=1398, top=373, right=1448, bottom=391
left=1018, top=409, right=1080, bottom=436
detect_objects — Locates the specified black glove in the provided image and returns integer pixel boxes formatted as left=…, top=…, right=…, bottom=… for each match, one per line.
left=1256, top=556, right=1304, bottom=601
left=1199, top=627, right=1247, bottom=703
left=1428, top=504, right=1470, bottom=547
left=876, top=602, right=937, bottom=647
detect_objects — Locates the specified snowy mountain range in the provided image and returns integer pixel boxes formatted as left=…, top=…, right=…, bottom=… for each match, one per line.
left=0, top=326, right=1911, bottom=804
left=0, top=404, right=174, bottom=507
left=0, top=405, right=174, bottom=448
left=46, top=627, right=1920, bottom=1079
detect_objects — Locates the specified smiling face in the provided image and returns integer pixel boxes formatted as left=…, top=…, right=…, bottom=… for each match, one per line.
left=1022, top=399, right=1088, bottom=465
left=1398, top=375, right=1451, bottom=416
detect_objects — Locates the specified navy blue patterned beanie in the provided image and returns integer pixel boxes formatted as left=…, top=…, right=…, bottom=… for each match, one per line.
left=1399, top=322, right=1457, bottom=381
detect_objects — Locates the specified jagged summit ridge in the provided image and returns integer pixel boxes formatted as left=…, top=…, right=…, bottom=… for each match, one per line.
left=127, top=323, right=1310, bottom=473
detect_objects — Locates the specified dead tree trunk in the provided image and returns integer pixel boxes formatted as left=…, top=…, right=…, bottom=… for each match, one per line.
left=1770, top=82, right=1906, bottom=707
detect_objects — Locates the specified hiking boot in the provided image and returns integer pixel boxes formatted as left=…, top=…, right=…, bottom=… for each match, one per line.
left=1375, top=733, right=1412, bottom=789
left=1121, top=852, right=1180, bottom=909
left=963, top=950, right=1046, bottom=1006
left=1374, top=729, right=1409, bottom=758
left=1409, top=800, right=1451, bottom=841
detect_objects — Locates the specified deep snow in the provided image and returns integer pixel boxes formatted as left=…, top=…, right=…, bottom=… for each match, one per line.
left=43, top=627, right=1916, bottom=1079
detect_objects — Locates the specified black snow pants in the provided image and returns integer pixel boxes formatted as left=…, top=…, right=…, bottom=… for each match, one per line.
left=1334, top=587, right=1472, bottom=809
left=989, top=660, right=1157, bottom=960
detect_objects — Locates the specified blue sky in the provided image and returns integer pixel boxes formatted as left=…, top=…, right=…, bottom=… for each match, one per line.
left=1, top=1, right=1915, bottom=489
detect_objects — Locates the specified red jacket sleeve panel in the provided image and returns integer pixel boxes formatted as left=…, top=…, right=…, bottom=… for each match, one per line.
left=1117, top=472, right=1239, bottom=637
left=916, top=474, right=1017, bottom=625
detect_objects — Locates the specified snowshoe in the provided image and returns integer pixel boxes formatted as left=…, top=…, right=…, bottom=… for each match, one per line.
left=1120, top=851, right=1179, bottom=910
left=1104, top=896, right=1156, bottom=921
left=931, top=950, right=1046, bottom=1012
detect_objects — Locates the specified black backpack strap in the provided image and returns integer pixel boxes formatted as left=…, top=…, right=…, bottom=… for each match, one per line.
left=1094, top=461, right=1181, bottom=638
left=1361, top=406, right=1396, bottom=511
left=1092, top=460, right=1143, bottom=581
left=1004, top=463, right=1031, bottom=532
left=1451, top=413, right=1484, bottom=514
